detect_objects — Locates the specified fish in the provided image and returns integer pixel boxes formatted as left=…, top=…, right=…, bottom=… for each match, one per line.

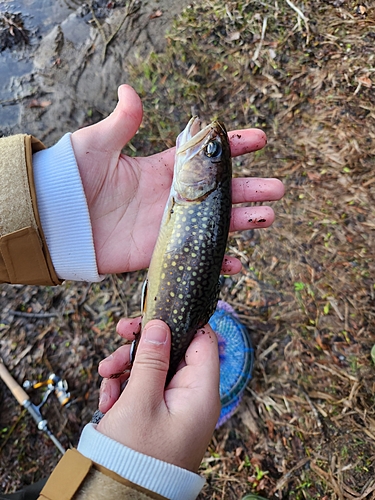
left=132, top=116, right=232, bottom=384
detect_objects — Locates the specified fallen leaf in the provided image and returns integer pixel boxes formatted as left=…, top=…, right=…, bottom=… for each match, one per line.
left=356, top=4, right=367, bottom=16
left=307, top=171, right=321, bottom=181
left=235, top=446, right=243, bottom=457
left=28, top=99, right=52, bottom=108
left=316, top=334, right=330, bottom=351
left=13, top=345, right=33, bottom=366
left=150, top=9, right=162, bottom=19
left=226, top=31, right=240, bottom=42
left=357, top=75, right=372, bottom=88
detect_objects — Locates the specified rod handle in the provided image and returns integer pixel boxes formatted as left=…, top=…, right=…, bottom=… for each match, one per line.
left=0, top=359, right=30, bottom=405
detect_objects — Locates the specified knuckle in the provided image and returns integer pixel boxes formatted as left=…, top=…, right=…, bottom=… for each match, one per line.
left=135, top=353, right=169, bottom=374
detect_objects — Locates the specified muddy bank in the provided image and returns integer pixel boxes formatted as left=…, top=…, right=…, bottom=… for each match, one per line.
left=0, top=0, right=189, bottom=145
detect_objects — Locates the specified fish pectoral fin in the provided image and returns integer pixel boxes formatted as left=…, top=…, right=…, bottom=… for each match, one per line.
left=165, top=196, right=176, bottom=224
left=141, top=278, right=148, bottom=313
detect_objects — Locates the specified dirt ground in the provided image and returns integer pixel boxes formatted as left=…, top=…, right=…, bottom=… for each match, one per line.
left=1, top=0, right=375, bottom=499
left=0, top=0, right=188, bottom=140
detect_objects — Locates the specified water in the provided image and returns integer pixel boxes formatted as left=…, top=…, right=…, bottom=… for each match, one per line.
left=0, top=0, right=188, bottom=141
left=0, top=0, right=72, bottom=128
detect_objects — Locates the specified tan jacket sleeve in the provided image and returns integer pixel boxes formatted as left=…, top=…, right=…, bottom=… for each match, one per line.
left=38, top=449, right=168, bottom=500
left=0, top=134, right=61, bottom=285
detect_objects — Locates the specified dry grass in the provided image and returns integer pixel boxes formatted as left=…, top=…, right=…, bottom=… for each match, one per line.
left=1, top=0, right=375, bottom=498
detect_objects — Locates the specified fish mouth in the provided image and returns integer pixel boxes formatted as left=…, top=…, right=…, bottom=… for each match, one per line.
left=173, top=117, right=223, bottom=201
left=176, top=116, right=216, bottom=156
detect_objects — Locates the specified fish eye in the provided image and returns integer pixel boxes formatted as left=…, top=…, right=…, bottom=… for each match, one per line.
left=205, top=140, right=222, bottom=158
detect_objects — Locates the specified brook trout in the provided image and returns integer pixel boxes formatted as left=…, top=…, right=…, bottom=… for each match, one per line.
left=132, top=117, right=232, bottom=383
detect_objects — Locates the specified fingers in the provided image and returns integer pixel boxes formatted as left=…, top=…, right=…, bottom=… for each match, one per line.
left=167, top=325, right=221, bottom=472
left=99, top=376, right=127, bottom=413
left=221, top=256, right=242, bottom=275
left=113, top=322, right=220, bottom=395
left=228, top=128, right=267, bottom=156
left=170, top=325, right=220, bottom=392
left=108, top=84, right=143, bottom=152
left=184, top=326, right=220, bottom=380
left=125, top=320, right=171, bottom=409
left=144, top=128, right=268, bottom=170
left=116, top=316, right=142, bottom=340
left=72, top=84, right=143, bottom=156
left=98, top=344, right=132, bottom=378
left=98, top=320, right=171, bottom=413
left=230, top=205, right=275, bottom=232
left=185, top=327, right=221, bottom=417
left=98, top=344, right=132, bottom=412
left=169, top=326, right=221, bottom=426
left=232, top=177, right=285, bottom=204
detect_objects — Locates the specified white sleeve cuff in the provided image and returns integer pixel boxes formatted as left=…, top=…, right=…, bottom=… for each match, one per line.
left=32, top=133, right=105, bottom=282
left=77, top=423, right=205, bottom=500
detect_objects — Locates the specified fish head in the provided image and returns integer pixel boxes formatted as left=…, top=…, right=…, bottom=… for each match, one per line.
left=174, top=117, right=231, bottom=201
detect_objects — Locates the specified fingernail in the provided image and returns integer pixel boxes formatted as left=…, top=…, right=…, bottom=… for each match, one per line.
left=99, top=380, right=109, bottom=407
left=99, top=354, right=114, bottom=366
left=144, top=324, right=168, bottom=345
left=99, top=391, right=109, bottom=407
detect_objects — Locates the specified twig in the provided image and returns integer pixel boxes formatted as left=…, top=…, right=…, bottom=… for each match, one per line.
left=314, top=363, right=359, bottom=382
left=90, top=0, right=138, bottom=63
left=101, top=6, right=131, bottom=60
left=0, top=409, right=27, bottom=454
left=252, top=16, right=268, bottom=63
left=110, top=275, right=127, bottom=316
left=258, top=342, right=278, bottom=361
left=228, top=245, right=250, bottom=264
left=310, top=462, right=344, bottom=500
left=0, top=92, right=37, bottom=106
left=275, top=457, right=310, bottom=491
left=0, top=13, right=29, bottom=43
left=285, top=0, right=309, bottom=23
left=38, top=126, right=57, bottom=142
left=8, top=310, right=59, bottom=319
left=341, top=380, right=360, bottom=415
left=0, top=98, right=22, bottom=106
left=300, top=386, right=323, bottom=428
left=327, top=296, right=344, bottom=321
left=78, top=283, right=92, bottom=307
left=285, top=0, right=310, bottom=44
left=89, top=1, right=108, bottom=62
left=358, top=480, right=375, bottom=500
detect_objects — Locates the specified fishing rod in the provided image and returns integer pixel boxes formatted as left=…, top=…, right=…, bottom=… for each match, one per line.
left=0, top=358, right=67, bottom=455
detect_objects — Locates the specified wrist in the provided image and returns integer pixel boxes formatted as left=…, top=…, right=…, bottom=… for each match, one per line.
left=78, top=423, right=205, bottom=500
left=32, top=133, right=105, bottom=282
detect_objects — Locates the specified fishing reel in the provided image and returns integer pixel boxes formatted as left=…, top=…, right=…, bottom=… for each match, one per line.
left=23, top=373, right=70, bottom=409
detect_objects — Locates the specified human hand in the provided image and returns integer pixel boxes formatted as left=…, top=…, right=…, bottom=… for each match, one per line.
left=71, top=84, right=284, bottom=275
left=96, top=318, right=220, bottom=472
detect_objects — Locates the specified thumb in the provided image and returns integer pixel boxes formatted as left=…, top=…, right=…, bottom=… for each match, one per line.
left=71, top=84, right=143, bottom=155
left=126, top=320, right=171, bottom=408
